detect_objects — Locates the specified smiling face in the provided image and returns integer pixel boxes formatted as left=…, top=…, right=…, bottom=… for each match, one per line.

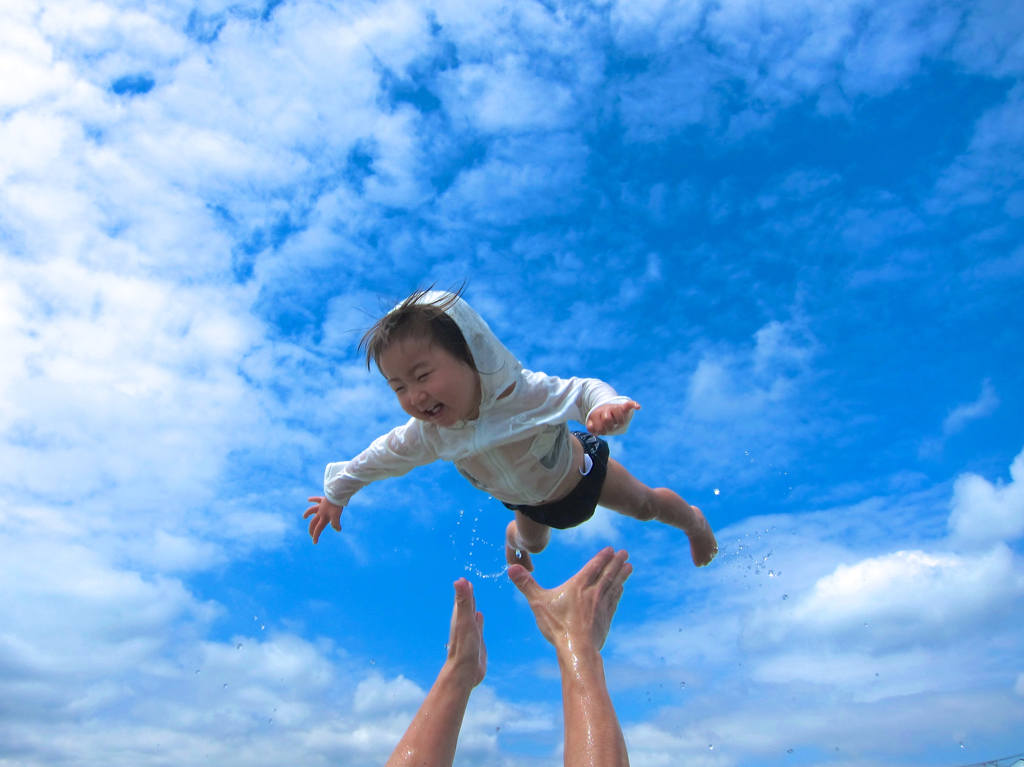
left=378, top=333, right=482, bottom=427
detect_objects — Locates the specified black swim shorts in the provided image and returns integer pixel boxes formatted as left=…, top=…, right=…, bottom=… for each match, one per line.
left=503, top=431, right=611, bottom=530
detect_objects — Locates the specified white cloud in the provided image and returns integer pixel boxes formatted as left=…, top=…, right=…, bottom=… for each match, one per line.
left=439, top=58, right=578, bottom=134
left=560, top=504, right=622, bottom=547
left=745, top=545, right=1024, bottom=651
left=948, top=446, right=1024, bottom=546
left=352, top=672, right=425, bottom=714
left=603, top=462, right=1024, bottom=764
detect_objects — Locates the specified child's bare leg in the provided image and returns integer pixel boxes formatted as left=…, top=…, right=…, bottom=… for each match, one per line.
left=505, top=511, right=551, bottom=573
left=599, top=459, right=718, bottom=567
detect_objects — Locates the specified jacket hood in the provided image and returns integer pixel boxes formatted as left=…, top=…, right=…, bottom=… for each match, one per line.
left=406, top=291, right=523, bottom=418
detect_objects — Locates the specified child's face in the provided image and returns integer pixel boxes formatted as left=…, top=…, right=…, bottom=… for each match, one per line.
left=379, top=334, right=482, bottom=427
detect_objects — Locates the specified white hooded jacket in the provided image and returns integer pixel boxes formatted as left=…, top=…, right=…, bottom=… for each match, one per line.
left=323, top=292, right=633, bottom=508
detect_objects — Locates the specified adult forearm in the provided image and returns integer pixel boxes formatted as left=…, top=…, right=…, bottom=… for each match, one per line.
left=557, top=642, right=629, bottom=767
left=384, top=662, right=474, bottom=767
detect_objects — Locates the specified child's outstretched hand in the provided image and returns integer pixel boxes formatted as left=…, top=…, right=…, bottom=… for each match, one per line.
left=586, top=400, right=641, bottom=436
left=304, top=496, right=344, bottom=544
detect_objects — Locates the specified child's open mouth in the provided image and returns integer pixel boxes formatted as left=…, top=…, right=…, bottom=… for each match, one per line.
left=425, top=404, right=444, bottom=418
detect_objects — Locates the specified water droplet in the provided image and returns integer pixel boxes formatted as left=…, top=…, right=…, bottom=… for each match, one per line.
left=680, top=682, right=685, bottom=688
left=863, top=622, right=868, bottom=627
left=495, top=726, right=500, bottom=732
left=714, top=488, right=720, bottom=495
left=875, top=672, right=879, bottom=676
left=237, top=643, right=242, bottom=649
left=370, top=660, right=375, bottom=665
left=782, top=594, right=788, bottom=600
left=769, top=570, right=774, bottom=577
left=253, top=616, right=258, bottom=621
left=222, top=683, right=228, bottom=689
left=195, top=669, right=200, bottom=674
left=960, top=742, right=964, bottom=748
left=788, top=749, right=793, bottom=754
left=268, top=718, right=273, bottom=723
left=261, top=625, right=265, bottom=630
left=709, top=744, right=714, bottom=750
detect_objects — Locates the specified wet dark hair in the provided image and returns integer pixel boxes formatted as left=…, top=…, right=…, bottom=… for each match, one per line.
left=359, top=285, right=477, bottom=373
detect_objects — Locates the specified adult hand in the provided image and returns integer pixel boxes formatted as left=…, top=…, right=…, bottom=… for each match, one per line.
left=508, top=547, right=632, bottom=652
left=383, top=579, right=486, bottom=767
left=303, top=496, right=343, bottom=544
left=586, top=401, right=640, bottom=436
left=446, top=578, right=486, bottom=688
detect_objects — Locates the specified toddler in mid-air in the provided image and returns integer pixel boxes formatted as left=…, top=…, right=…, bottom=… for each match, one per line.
left=304, top=289, right=718, bottom=571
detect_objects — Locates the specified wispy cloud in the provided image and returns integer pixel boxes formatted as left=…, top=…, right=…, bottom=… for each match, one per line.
left=920, top=378, right=1000, bottom=458
left=944, top=378, right=1000, bottom=436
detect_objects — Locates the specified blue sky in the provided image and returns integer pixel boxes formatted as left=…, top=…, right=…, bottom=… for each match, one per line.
left=1, top=0, right=1023, bottom=764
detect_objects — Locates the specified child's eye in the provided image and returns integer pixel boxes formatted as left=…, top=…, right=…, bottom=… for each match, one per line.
left=393, top=386, right=405, bottom=394
left=417, top=372, right=430, bottom=382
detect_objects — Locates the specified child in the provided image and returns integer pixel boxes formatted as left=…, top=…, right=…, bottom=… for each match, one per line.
left=304, top=289, right=718, bottom=571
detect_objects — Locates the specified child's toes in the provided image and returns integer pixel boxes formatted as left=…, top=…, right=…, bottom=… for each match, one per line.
left=689, top=530, right=718, bottom=567
left=505, top=543, right=534, bottom=572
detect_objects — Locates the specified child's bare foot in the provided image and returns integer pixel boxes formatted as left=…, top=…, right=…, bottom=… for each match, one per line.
left=652, top=489, right=718, bottom=567
left=505, top=520, right=535, bottom=572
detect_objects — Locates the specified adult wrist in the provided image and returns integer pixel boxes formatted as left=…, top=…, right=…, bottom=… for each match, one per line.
left=439, top=658, right=480, bottom=693
left=555, top=637, right=604, bottom=673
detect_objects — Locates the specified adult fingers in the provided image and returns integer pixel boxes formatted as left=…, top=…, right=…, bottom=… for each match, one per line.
left=578, top=547, right=617, bottom=587
left=596, top=549, right=631, bottom=591
left=611, top=560, right=633, bottom=591
left=508, top=564, right=542, bottom=602
left=602, top=568, right=631, bottom=616
left=453, top=578, right=475, bottom=613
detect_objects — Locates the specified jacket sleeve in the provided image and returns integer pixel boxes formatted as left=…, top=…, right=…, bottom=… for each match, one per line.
left=323, top=420, right=440, bottom=507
